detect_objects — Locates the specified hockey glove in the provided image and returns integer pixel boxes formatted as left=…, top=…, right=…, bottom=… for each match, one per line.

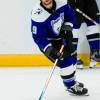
left=60, top=25, right=73, bottom=41
left=44, top=45, right=68, bottom=60
left=60, top=24, right=75, bottom=54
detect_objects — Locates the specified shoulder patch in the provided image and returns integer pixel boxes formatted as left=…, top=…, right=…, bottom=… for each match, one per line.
left=31, top=4, right=50, bottom=22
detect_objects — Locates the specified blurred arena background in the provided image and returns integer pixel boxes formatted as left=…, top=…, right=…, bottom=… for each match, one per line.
left=0, top=0, right=100, bottom=67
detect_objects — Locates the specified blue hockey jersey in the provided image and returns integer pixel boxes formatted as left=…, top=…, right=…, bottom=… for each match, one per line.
left=31, top=0, right=76, bottom=52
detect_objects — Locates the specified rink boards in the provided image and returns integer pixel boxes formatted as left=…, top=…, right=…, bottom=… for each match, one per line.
left=0, top=54, right=100, bottom=68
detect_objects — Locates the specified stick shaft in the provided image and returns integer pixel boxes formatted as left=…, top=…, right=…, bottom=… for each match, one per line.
left=76, top=8, right=99, bottom=25
left=39, top=45, right=64, bottom=100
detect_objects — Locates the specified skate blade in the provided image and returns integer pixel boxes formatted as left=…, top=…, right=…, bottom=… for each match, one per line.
left=76, top=65, right=83, bottom=69
left=69, top=93, right=90, bottom=96
left=89, top=66, right=100, bottom=69
left=76, top=67, right=84, bottom=70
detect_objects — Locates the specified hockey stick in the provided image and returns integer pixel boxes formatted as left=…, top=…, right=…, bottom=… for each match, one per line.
left=39, top=45, right=64, bottom=100
left=76, top=8, right=100, bottom=61
left=76, top=8, right=100, bottom=26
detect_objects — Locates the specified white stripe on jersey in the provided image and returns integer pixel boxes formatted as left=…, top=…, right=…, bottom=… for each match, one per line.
left=86, top=25, right=100, bottom=35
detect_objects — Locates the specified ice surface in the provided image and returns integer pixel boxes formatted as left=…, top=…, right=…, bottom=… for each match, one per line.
left=0, top=67, right=100, bottom=100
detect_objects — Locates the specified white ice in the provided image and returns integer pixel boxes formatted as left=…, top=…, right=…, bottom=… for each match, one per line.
left=0, top=67, right=100, bottom=100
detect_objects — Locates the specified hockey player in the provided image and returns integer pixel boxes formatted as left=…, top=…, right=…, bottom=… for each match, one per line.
left=68, top=0, right=100, bottom=68
left=31, top=0, right=88, bottom=95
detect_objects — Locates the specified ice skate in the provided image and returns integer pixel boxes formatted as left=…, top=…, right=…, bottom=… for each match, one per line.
left=67, top=82, right=89, bottom=96
left=89, top=59, right=97, bottom=68
left=76, top=59, right=84, bottom=69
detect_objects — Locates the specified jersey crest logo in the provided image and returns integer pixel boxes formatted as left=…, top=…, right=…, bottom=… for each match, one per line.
left=51, top=13, right=64, bottom=35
